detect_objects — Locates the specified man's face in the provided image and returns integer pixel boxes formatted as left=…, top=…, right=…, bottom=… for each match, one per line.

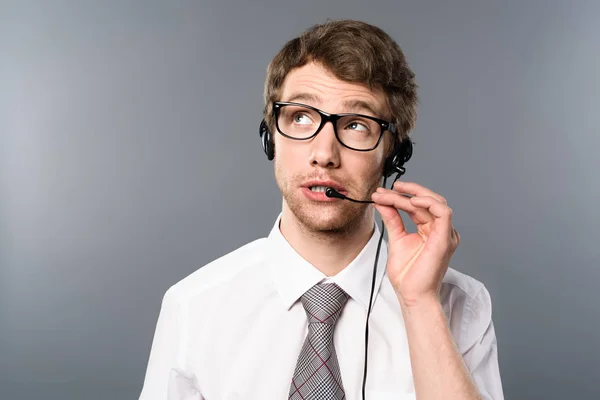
left=273, top=61, right=392, bottom=234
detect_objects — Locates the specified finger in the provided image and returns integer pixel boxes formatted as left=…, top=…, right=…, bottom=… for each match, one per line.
left=373, top=203, right=407, bottom=239
left=393, top=181, right=447, bottom=204
left=452, top=227, right=460, bottom=247
left=409, top=196, right=454, bottom=239
left=372, top=189, right=433, bottom=225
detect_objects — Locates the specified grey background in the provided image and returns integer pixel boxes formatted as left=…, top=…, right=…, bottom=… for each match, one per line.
left=1, top=0, right=599, bottom=399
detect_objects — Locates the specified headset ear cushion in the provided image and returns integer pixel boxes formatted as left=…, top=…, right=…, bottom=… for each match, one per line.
left=266, top=133, right=274, bottom=160
left=259, top=119, right=274, bottom=160
left=401, top=138, right=413, bottom=163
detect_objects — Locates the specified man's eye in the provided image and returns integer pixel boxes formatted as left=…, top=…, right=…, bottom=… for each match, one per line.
left=293, top=113, right=312, bottom=124
left=347, top=121, right=369, bottom=131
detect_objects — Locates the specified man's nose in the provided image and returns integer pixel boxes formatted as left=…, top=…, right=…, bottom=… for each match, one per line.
left=309, top=121, right=340, bottom=168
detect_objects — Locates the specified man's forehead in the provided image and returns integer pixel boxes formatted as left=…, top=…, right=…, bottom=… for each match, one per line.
left=280, top=63, right=388, bottom=117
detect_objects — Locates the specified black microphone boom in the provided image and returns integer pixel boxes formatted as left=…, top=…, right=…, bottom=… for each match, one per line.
left=325, top=187, right=375, bottom=203
left=326, top=186, right=414, bottom=203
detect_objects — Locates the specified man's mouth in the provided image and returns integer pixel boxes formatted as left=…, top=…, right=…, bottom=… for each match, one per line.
left=302, top=180, right=346, bottom=193
left=308, top=185, right=330, bottom=193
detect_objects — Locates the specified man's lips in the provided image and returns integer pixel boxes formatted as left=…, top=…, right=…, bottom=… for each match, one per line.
left=301, top=180, right=347, bottom=193
left=300, top=180, right=350, bottom=202
left=300, top=187, right=342, bottom=202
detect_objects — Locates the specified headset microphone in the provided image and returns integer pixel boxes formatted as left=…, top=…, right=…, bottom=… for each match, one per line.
left=327, top=177, right=410, bottom=400
left=324, top=179, right=391, bottom=400
left=326, top=187, right=412, bottom=203
left=325, top=187, right=375, bottom=203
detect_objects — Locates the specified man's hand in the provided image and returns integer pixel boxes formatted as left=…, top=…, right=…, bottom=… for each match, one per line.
left=371, top=181, right=460, bottom=308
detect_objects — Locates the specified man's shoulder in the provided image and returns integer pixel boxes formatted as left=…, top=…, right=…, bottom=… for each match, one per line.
left=440, top=267, right=494, bottom=329
left=165, top=236, right=269, bottom=302
left=441, top=267, right=488, bottom=302
left=440, top=267, right=497, bottom=353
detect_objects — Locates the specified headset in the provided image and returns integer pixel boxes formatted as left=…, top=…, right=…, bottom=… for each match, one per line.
left=259, top=118, right=413, bottom=400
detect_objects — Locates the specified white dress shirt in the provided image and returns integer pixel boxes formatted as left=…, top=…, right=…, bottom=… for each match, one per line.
left=139, top=213, right=504, bottom=399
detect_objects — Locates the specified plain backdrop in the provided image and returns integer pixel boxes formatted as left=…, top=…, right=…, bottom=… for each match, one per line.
left=1, top=0, right=599, bottom=399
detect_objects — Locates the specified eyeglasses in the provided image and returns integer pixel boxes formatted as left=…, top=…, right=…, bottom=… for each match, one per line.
left=272, top=101, right=396, bottom=151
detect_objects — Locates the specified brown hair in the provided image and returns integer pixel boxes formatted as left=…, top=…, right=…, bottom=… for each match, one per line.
left=263, top=19, right=418, bottom=152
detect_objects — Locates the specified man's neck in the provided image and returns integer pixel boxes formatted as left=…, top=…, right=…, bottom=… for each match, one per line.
left=279, top=206, right=375, bottom=277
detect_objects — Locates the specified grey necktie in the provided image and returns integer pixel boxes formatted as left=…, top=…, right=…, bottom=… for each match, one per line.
left=289, top=282, right=350, bottom=400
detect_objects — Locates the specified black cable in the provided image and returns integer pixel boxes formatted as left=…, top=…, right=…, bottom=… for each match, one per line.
left=361, top=172, right=401, bottom=400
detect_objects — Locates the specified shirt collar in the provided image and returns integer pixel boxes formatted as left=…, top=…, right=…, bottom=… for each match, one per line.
left=266, top=212, right=388, bottom=311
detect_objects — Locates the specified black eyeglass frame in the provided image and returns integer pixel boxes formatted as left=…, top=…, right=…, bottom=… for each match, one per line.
left=272, top=101, right=397, bottom=152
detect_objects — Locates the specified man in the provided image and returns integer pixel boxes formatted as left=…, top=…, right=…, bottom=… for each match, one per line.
left=139, top=19, right=504, bottom=400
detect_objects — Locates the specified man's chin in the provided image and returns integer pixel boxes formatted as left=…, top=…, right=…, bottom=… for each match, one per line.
left=290, top=201, right=366, bottom=234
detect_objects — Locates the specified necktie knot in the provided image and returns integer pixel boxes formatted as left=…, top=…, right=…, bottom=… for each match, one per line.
left=300, top=283, right=349, bottom=326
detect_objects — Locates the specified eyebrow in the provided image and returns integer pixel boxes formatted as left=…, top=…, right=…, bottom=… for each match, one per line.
left=285, top=92, right=322, bottom=104
left=341, top=99, right=381, bottom=118
left=283, top=92, right=382, bottom=118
